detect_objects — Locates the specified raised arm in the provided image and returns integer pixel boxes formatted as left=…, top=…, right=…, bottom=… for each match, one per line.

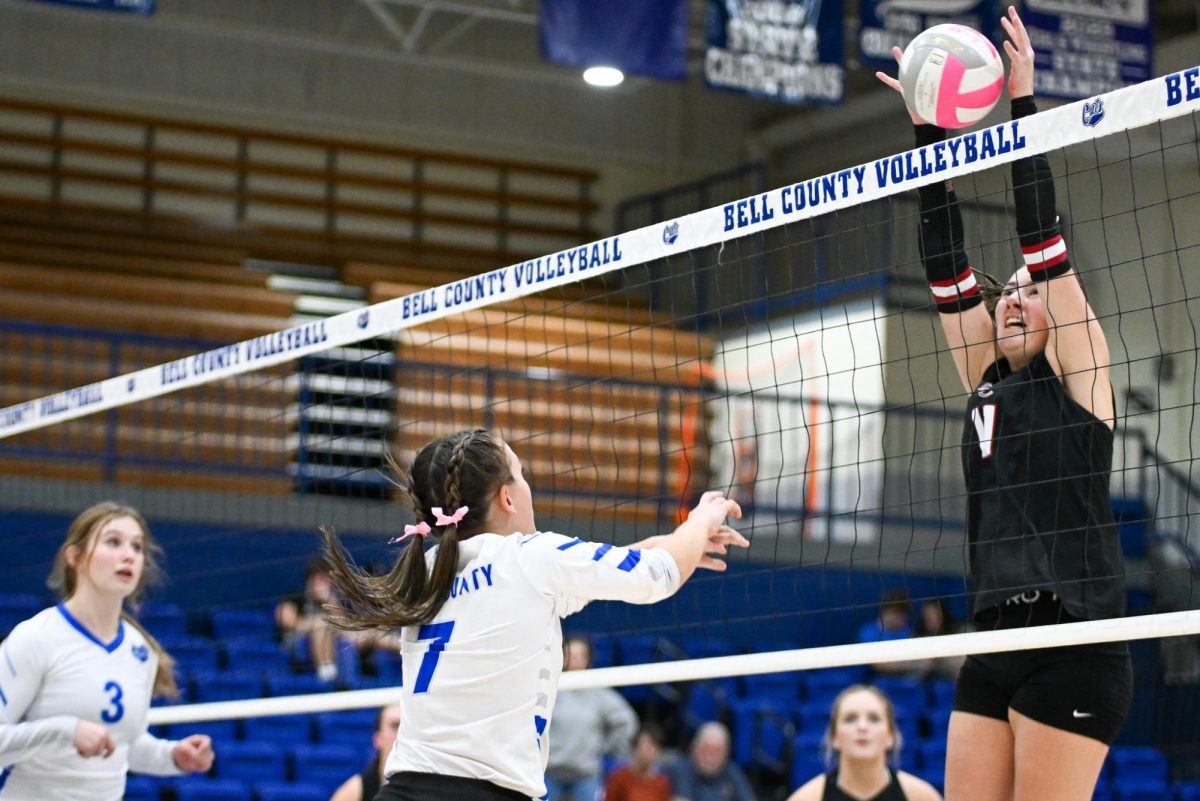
left=1004, top=7, right=1113, bottom=425
left=878, top=48, right=996, bottom=391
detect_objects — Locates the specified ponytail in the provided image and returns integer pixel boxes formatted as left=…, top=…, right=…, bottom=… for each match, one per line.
left=322, top=429, right=512, bottom=630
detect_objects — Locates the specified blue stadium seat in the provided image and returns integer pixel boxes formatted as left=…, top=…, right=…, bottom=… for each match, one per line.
left=315, top=709, right=379, bottom=746
left=798, top=701, right=833, bottom=734
left=790, top=733, right=828, bottom=790
left=190, top=670, right=263, bottom=703
left=918, top=740, right=947, bottom=773
left=924, top=706, right=953, bottom=741
left=224, top=639, right=289, bottom=673
left=210, top=608, right=275, bottom=641
left=169, top=718, right=238, bottom=744
left=1109, top=746, right=1169, bottom=784
left=1091, top=780, right=1113, bottom=801
left=1112, top=778, right=1170, bottom=801
left=1175, top=781, right=1200, bottom=801
left=588, top=634, right=615, bottom=668
left=742, top=670, right=804, bottom=703
left=872, top=676, right=927, bottom=711
left=139, top=603, right=188, bottom=640
left=160, top=637, right=221, bottom=673
left=266, top=673, right=329, bottom=698
left=255, top=781, right=328, bottom=801
left=928, top=679, right=956, bottom=709
left=682, top=679, right=736, bottom=734
left=681, top=636, right=735, bottom=659
left=0, top=594, right=42, bottom=636
left=122, top=775, right=163, bottom=801
left=370, top=649, right=402, bottom=684
left=242, top=714, right=312, bottom=744
left=174, top=778, right=251, bottom=801
left=805, top=668, right=866, bottom=705
left=731, top=699, right=795, bottom=769
left=214, top=741, right=286, bottom=784
left=291, top=744, right=362, bottom=794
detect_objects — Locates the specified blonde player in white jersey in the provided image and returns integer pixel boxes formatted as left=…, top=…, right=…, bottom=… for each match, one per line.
left=322, top=429, right=747, bottom=801
left=0, top=502, right=214, bottom=801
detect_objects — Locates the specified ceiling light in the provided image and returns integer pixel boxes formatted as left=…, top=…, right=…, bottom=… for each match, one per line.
left=583, top=66, right=624, bottom=87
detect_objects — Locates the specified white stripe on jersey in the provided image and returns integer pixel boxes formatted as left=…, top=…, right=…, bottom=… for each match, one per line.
left=385, top=531, right=679, bottom=798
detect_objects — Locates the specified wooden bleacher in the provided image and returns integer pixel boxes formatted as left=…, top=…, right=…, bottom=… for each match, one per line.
left=0, top=95, right=710, bottom=522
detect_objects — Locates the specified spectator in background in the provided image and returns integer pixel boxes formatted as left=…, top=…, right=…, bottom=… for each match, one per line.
left=914, top=599, right=967, bottom=680
left=786, top=685, right=941, bottom=801
left=606, top=724, right=672, bottom=801
left=330, top=703, right=402, bottom=801
left=545, top=635, right=639, bottom=801
left=670, top=721, right=755, bottom=801
left=276, top=557, right=341, bottom=681
left=857, top=589, right=923, bottom=678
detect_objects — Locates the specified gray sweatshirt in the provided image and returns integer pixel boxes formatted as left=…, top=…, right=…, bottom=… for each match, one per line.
left=546, top=687, right=638, bottom=782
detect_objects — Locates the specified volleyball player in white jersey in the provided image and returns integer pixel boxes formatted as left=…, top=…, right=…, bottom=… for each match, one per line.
left=0, top=502, right=214, bottom=801
left=322, top=429, right=747, bottom=801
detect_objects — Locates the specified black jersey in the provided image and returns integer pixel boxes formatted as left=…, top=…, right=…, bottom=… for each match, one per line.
left=360, top=755, right=382, bottom=801
left=821, top=768, right=908, bottom=801
left=962, top=352, right=1125, bottom=621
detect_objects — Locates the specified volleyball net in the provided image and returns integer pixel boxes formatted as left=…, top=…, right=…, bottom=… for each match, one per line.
left=1, top=69, right=1199, bottom=766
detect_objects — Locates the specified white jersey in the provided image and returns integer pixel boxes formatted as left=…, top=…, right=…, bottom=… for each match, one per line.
left=385, top=531, right=680, bottom=799
left=0, top=606, right=181, bottom=801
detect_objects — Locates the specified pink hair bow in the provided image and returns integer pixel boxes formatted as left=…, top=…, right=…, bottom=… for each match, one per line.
left=389, top=521, right=431, bottom=544
left=432, top=506, right=469, bottom=527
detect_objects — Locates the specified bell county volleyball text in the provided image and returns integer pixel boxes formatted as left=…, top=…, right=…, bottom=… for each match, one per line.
left=398, top=236, right=624, bottom=322
left=724, top=119, right=1027, bottom=232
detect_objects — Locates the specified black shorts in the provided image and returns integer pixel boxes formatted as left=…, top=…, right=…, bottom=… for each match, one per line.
left=375, top=772, right=529, bottom=801
left=953, top=643, right=1133, bottom=744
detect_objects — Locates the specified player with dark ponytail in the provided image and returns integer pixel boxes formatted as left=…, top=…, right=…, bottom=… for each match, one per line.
left=323, top=429, right=747, bottom=801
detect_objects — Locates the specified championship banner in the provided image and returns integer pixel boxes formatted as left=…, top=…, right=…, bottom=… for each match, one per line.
left=1023, top=0, right=1152, bottom=99
left=858, top=0, right=999, bottom=72
left=539, top=0, right=688, bottom=81
left=705, top=0, right=844, bottom=105
left=23, top=0, right=154, bottom=13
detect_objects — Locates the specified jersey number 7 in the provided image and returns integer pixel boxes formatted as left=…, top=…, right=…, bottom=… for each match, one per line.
left=413, top=621, right=456, bottom=694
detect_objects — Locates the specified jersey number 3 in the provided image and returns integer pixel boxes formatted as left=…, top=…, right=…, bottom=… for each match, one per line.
left=101, top=680, right=124, bottom=723
left=413, top=621, right=456, bottom=694
left=972, top=403, right=997, bottom=459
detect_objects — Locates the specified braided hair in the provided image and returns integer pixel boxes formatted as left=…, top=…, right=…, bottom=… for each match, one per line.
left=322, top=429, right=514, bottom=629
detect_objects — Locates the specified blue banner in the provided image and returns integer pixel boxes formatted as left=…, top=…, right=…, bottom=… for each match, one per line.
left=1022, top=0, right=1152, bottom=100
left=858, top=0, right=1000, bottom=72
left=539, top=0, right=687, bottom=81
left=705, top=0, right=844, bottom=104
left=24, top=0, right=154, bottom=13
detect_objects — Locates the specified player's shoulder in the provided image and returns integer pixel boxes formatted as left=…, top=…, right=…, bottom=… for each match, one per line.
left=785, top=773, right=825, bottom=801
left=897, top=770, right=943, bottom=801
left=7, top=606, right=65, bottom=642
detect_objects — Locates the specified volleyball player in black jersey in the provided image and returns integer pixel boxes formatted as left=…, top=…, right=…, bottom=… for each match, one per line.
left=877, top=8, right=1131, bottom=801
left=787, top=686, right=941, bottom=801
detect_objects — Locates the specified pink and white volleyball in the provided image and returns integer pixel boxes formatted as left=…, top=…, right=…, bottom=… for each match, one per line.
left=898, top=24, right=1004, bottom=130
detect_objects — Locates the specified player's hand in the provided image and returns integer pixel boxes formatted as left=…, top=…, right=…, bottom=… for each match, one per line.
left=74, top=720, right=115, bottom=758
left=172, top=734, right=215, bottom=773
left=698, top=524, right=751, bottom=572
left=688, top=492, right=748, bottom=571
left=875, top=46, right=928, bottom=125
left=1001, top=5, right=1035, bottom=99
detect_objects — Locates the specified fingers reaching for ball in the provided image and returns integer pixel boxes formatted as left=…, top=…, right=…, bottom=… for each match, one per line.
left=875, top=46, right=928, bottom=125
left=1001, top=5, right=1035, bottom=99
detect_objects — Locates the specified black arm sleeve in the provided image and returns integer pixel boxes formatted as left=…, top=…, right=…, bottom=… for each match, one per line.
left=916, top=124, right=981, bottom=313
left=1011, top=96, right=1071, bottom=278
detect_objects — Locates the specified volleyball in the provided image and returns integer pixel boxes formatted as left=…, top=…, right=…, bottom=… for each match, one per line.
left=898, top=24, right=1004, bottom=129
